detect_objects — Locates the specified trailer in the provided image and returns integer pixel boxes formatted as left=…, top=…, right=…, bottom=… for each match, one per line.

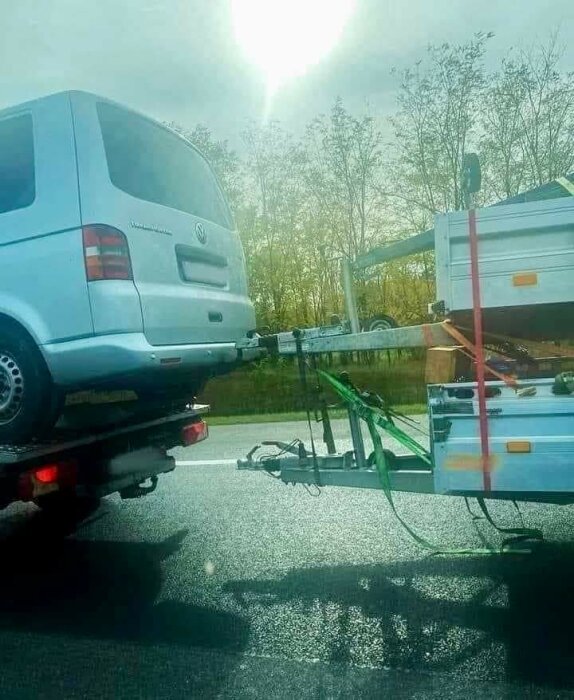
left=236, top=172, right=574, bottom=529
left=0, top=404, right=208, bottom=513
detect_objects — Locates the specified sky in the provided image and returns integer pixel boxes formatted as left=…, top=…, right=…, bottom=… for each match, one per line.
left=1, top=0, right=573, bottom=143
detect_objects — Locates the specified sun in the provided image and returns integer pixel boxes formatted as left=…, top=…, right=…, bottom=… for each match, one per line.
left=231, top=0, right=355, bottom=96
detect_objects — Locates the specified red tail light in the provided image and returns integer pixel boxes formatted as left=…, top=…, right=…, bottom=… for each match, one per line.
left=35, top=464, right=60, bottom=484
left=83, top=225, right=133, bottom=281
left=18, top=460, right=78, bottom=501
left=182, top=420, right=209, bottom=446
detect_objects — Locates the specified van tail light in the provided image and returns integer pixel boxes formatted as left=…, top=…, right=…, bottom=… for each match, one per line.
left=83, top=225, right=133, bottom=281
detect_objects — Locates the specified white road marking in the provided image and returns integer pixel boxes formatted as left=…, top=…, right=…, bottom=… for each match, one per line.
left=176, top=459, right=237, bottom=467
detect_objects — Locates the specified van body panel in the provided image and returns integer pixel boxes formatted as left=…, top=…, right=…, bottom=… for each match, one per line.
left=0, top=93, right=92, bottom=343
left=70, top=91, right=255, bottom=347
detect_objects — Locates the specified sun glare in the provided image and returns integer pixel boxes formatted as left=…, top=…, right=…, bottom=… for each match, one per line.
left=232, top=0, right=355, bottom=99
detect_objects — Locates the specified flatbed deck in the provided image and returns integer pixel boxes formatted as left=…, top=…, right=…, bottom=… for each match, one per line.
left=0, top=404, right=209, bottom=465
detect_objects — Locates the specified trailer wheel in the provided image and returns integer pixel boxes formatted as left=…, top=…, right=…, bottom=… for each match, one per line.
left=0, top=325, right=58, bottom=443
left=362, top=314, right=399, bottom=332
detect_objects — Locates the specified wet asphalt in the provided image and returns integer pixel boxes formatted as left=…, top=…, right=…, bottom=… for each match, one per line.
left=1, top=418, right=574, bottom=698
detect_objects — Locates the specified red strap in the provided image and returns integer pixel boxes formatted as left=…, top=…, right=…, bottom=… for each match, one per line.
left=440, top=323, right=517, bottom=387
left=467, top=208, right=491, bottom=492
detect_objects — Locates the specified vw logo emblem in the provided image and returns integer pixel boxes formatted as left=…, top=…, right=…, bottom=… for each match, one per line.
left=195, top=222, right=207, bottom=245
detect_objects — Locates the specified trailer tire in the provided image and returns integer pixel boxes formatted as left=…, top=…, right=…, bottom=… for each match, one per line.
left=0, top=325, right=58, bottom=443
left=362, top=314, right=399, bottom=333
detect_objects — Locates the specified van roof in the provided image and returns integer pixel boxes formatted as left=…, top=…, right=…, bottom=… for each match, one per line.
left=0, top=90, right=128, bottom=118
left=0, top=89, right=214, bottom=176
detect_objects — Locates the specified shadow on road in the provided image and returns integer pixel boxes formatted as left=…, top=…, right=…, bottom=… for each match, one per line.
left=0, top=506, right=249, bottom=652
left=225, top=542, right=574, bottom=689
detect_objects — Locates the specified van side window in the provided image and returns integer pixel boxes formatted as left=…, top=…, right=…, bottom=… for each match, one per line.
left=97, top=102, right=233, bottom=229
left=0, top=114, right=35, bottom=214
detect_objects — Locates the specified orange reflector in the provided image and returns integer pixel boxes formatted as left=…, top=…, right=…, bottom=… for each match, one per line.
left=513, top=272, right=538, bottom=287
left=506, top=441, right=531, bottom=453
left=444, top=454, right=499, bottom=471
left=34, top=464, right=59, bottom=484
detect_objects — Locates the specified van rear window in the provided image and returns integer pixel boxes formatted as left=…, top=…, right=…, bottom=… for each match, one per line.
left=0, top=114, right=35, bottom=214
left=97, top=102, right=233, bottom=229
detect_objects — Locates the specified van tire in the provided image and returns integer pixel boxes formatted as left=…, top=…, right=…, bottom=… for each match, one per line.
left=0, top=325, right=57, bottom=444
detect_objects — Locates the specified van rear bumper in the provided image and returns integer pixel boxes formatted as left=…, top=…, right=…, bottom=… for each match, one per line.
left=41, top=332, right=261, bottom=387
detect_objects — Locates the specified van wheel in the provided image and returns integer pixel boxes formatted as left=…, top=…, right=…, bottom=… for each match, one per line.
left=0, top=325, right=57, bottom=443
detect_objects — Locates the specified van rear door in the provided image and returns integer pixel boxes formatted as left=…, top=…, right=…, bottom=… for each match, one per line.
left=71, top=92, right=255, bottom=346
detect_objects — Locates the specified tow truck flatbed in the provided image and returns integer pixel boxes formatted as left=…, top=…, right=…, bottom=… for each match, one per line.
left=0, top=404, right=209, bottom=465
left=0, top=404, right=210, bottom=511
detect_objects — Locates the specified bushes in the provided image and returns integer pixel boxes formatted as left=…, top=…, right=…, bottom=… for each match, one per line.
left=204, top=355, right=426, bottom=416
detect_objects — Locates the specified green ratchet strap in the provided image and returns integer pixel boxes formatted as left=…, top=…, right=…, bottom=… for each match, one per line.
left=317, top=370, right=432, bottom=465
left=318, top=370, right=540, bottom=555
left=476, top=497, right=543, bottom=544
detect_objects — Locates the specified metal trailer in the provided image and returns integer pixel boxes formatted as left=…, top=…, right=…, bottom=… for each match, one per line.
left=236, top=192, right=574, bottom=507
left=0, top=405, right=208, bottom=512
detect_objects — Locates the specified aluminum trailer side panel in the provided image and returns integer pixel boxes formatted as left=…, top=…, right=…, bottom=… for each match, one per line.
left=434, top=197, right=574, bottom=338
left=430, top=380, right=574, bottom=494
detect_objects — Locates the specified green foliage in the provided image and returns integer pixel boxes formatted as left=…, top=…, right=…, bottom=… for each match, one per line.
left=203, top=356, right=427, bottom=416
left=167, top=32, right=571, bottom=333
left=480, top=34, right=574, bottom=199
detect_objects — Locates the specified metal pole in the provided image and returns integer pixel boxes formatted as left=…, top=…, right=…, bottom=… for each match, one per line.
left=310, top=354, right=336, bottom=454
left=341, top=258, right=360, bottom=334
left=338, top=371, right=367, bottom=470
left=347, top=407, right=367, bottom=469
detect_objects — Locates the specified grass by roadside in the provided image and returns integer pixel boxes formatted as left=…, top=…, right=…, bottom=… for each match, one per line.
left=204, top=355, right=428, bottom=418
left=207, top=404, right=427, bottom=425
left=64, top=355, right=429, bottom=425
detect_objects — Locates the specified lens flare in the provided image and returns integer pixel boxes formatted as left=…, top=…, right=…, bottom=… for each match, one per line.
left=232, top=0, right=354, bottom=113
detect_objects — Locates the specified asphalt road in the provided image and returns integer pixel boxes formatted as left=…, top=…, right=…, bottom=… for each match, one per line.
left=2, top=418, right=574, bottom=698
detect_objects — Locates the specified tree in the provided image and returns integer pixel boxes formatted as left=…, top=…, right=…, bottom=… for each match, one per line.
left=388, top=33, right=492, bottom=219
left=163, top=31, right=573, bottom=332
left=303, top=98, right=386, bottom=260
left=479, top=57, right=529, bottom=200
left=481, top=35, right=574, bottom=198
left=240, top=122, right=307, bottom=330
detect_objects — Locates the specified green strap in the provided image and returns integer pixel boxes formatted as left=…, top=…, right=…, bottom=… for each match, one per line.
left=318, top=370, right=537, bottom=555
left=476, top=497, right=543, bottom=543
left=317, top=370, right=432, bottom=464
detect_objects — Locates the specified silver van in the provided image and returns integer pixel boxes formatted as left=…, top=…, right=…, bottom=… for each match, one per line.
left=0, top=91, right=255, bottom=442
